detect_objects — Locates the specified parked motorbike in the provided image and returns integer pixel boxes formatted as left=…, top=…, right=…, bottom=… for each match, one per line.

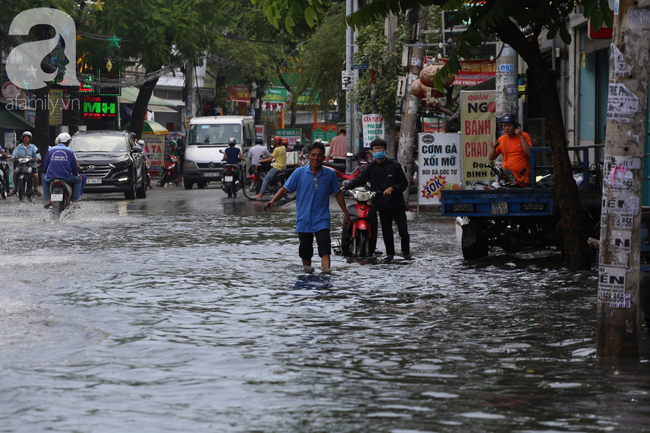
left=49, top=178, right=74, bottom=218
left=322, top=153, right=367, bottom=187
left=221, top=164, right=241, bottom=198
left=242, top=166, right=297, bottom=201
left=0, top=157, right=8, bottom=199
left=160, top=155, right=179, bottom=187
left=14, top=156, right=36, bottom=201
left=340, top=187, right=378, bottom=257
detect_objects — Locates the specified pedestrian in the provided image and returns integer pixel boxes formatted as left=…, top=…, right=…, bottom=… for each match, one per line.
left=342, top=138, right=410, bottom=257
left=327, top=129, right=347, bottom=162
left=488, top=113, right=532, bottom=183
left=263, top=142, right=351, bottom=269
left=255, top=136, right=286, bottom=200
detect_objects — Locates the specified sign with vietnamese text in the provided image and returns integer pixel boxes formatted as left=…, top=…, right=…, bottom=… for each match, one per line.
left=48, top=89, right=63, bottom=125
left=362, top=114, right=385, bottom=147
left=460, top=90, right=495, bottom=188
left=418, top=133, right=461, bottom=205
left=143, top=133, right=164, bottom=174
left=276, top=128, right=301, bottom=150
left=312, top=124, right=337, bottom=142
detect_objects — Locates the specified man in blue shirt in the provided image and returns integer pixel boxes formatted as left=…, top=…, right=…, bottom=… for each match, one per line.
left=42, top=132, right=82, bottom=208
left=11, top=131, right=41, bottom=196
left=264, top=142, right=351, bottom=269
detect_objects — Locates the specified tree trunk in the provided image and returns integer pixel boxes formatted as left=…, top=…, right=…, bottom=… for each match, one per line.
left=497, top=22, right=590, bottom=270
left=130, top=75, right=160, bottom=139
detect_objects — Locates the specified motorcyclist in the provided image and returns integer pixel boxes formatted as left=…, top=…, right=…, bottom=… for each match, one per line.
left=0, top=144, right=10, bottom=194
left=42, top=132, right=83, bottom=208
left=221, top=137, right=244, bottom=181
left=248, top=137, right=271, bottom=175
left=11, top=131, right=41, bottom=196
left=138, top=139, right=153, bottom=189
left=255, top=135, right=286, bottom=200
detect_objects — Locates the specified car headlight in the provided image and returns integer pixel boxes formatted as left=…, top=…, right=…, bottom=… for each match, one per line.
left=185, top=160, right=197, bottom=169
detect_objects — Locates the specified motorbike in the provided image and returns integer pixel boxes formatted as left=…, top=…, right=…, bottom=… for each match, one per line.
left=221, top=163, right=241, bottom=198
left=160, top=154, right=179, bottom=187
left=242, top=165, right=297, bottom=201
left=143, top=153, right=153, bottom=190
left=340, top=187, right=379, bottom=257
left=322, top=153, right=367, bottom=187
left=0, top=157, right=8, bottom=199
left=14, top=156, right=36, bottom=201
left=49, top=178, right=74, bottom=218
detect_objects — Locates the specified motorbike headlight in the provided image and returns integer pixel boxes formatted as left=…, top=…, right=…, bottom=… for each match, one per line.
left=18, top=157, right=30, bottom=163
left=185, top=160, right=197, bottom=169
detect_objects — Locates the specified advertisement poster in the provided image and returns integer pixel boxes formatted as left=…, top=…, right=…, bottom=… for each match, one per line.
left=418, top=133, right=462, bottom=205
left=442, top=59, right=496, bottom=86
left=312, top=124, right=337, bottom=142
left=276, top=128, right=301, bottom=149
left=143, top=134, right=164, bottom=174
left=460, top=90, right=496, bottom=188
left=362, top=114, right=385, bottom=146
left=255, top=124, right=265, bottom=139
left=48, top=89, right=63, bottom=125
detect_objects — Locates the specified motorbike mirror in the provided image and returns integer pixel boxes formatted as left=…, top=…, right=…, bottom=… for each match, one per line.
left=346, top=152, right=354, bottom=157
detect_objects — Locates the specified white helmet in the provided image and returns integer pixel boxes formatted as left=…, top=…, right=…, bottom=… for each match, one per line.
left=296, top=139, right=301, bottom=144
left=138, top=139, right=145, bottom=146
left=21, top=131, right=32, bottom=140
left=55, top=132, right=72, bottom=145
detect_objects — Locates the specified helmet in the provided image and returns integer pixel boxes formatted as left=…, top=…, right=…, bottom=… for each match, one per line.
left=273, top=135, right=281, bottom=144
left=170, top=140, right=177, bottom=146
left=255, top=137, right=263, bottom=145
left=501, top=113, right=518, bottom=126
left=228, top=137, right=236, bottom=146
left=55, top=132, right=71, bottom=145
left=21, top=131, right=32, bottom=140
left=296, top=139, right=301, bottom=144
left=138, top=139, right=145, bottom=146
left=314, top=138, right=321, bottom=143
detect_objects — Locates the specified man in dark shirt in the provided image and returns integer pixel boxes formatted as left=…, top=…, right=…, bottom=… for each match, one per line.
left=342, top=138, right=410, bottom=256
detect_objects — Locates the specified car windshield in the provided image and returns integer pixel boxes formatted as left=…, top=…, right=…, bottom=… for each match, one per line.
left=71, top=135, right=128, bottom=153
left=188, top=124, right=241, bottom=145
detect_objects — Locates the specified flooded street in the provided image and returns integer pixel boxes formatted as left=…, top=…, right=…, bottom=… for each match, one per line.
left=0, top=186, right=648, bottom=432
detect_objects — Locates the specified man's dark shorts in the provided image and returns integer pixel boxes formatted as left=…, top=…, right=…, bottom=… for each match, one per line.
left=298, top=229, right=331, bottom=259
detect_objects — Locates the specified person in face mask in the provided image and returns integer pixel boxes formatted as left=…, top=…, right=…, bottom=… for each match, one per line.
left=341, top=138, right=410, bottom=257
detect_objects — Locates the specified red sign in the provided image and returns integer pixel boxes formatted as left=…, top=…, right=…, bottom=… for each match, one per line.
left=226, top=85, right=251, bottom=102
left=589, top=11, right=614, bottom=40
left=441, top=59, right=496, bottom=86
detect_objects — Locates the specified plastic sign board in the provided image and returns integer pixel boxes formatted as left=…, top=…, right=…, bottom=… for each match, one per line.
left=82, top=96, right=117, bottom=120
left=276, top=128, right=301, bottom=149
left=362, top=114, right=385, bottom=146
left=418, top=133, right=462, bottom=205
left=460, top=90, right=496, bottom=188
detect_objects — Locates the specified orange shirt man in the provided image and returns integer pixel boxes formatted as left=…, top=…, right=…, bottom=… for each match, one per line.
left=488, top=114, right=532, bottom=183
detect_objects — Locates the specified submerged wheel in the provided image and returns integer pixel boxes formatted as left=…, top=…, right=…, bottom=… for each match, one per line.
left=52, top=200, right=64, bottom=218
left=242, top=179, right=259, bottom=200
left=461, top=223, right=488, bottom=260
left=353, top=231, right=368, bottom=257
left=18, top=178, right=26, bottom=201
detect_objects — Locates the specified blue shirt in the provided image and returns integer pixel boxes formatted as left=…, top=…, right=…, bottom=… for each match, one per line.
left=12, top=143, right=41, bottom=166
left=43, top=143, right=78, bottom=181
left=283, top=165, right=340, bottom=233
left=224, top=147, right=240, bottom=164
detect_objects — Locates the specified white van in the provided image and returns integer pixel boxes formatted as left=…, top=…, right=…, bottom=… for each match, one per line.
left=183, top=116, right=255, bottom=189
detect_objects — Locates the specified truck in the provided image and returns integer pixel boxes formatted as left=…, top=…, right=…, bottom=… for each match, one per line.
left=440, top=146, right=603, bottom=260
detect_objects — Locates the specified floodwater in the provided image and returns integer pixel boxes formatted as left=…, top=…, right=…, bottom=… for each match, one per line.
left=0, top=187, right=648, bottom=433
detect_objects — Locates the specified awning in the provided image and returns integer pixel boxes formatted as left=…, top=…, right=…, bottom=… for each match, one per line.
left=149, top=105, right=177, bottom=113
left=119, top=87, right=177, bottom=109
left=121, top=120, right=169, bottom=135
left=0, top=108, right=34, bottom=130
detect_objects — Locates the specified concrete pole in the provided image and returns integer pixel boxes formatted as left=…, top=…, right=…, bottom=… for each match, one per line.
left=596, top=0, right=648, bottom=358
left=398, top=7, right=428, bottom=205
left=345, top=0, right=353, bottom=163
left=495, top=42, right=519, bottom=136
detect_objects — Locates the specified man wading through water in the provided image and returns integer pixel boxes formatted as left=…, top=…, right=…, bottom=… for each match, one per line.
left=264, top=142, right=351, bottom=269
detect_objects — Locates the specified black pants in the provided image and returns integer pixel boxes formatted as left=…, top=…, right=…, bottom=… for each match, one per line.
left=1, top=163, right=9, bottom=192
left=378, top=207, right=410, bottom=256
left=298, top=229, right=331, bottom=259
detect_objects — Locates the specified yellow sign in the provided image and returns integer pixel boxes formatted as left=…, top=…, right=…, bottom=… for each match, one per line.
left=48, top=89, right=63, bottom=126
left=460, top=90, right=495, bottom=188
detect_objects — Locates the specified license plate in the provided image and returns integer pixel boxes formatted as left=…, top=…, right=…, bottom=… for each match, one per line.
left=205, top=172, right=219, bottom=177
left=491, top=201, right=508, bottom=215
left=52, top=193, right=63, bottom=202
left=224, top=175, right=233, bottom=182
left=87, top=178, right=102, bottom=184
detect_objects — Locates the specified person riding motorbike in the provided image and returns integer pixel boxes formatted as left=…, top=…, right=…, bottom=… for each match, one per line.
left=255, top=135, right=286, bottom=200
left=0, top=145, right=10, bottom=194
left=42, top=133, right=83, bottom=208
left=11, top=131, right=41, bottom=196
left=221, top=137, right=244, bottom=181
left=248, top=137, right=271, bottom=175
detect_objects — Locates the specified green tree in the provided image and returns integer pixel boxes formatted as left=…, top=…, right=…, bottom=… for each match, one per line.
left=256, top=0, right=612, bottom=270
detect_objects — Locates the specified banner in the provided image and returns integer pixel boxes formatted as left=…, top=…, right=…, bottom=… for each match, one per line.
left=423, top=117, right=446, bottom=133
left=143, top=134, right=164, bottom=174
left=362, top=114, right=385, bottom=147
left=418, top=133, right=462, bottom=205
left=276, top=128, right=301, bottom=149
left=226, top=85, right=250, bottom=102
left=255, top=124, right=265, bottom=139
left=442, top=59, right=496, bottom=86
left=312, top=124, right=337, bottom=142
left=460, top=90, right=495, bottom=188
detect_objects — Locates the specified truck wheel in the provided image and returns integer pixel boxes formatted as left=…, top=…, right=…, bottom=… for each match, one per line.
left=197, top=182, right=206, bottom=189
left=461, top=223, right=488, bottom=260
left=184, top=179, right=194, bottom=190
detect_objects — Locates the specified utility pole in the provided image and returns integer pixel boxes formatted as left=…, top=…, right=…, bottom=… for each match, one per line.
left=345, top=0, right=359, bottom=170
left=398, top=7, right=428, bottom=205
left=495, top=42, right=518, bottom=132
left=596, top=0, right=648, bottom=358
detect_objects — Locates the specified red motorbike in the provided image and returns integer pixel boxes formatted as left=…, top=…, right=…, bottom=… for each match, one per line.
left=340, top=187, right=378, bottom=257
left=159, top=154, right=178, bottom=187
left=323, top=153, right=368, bottom=187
